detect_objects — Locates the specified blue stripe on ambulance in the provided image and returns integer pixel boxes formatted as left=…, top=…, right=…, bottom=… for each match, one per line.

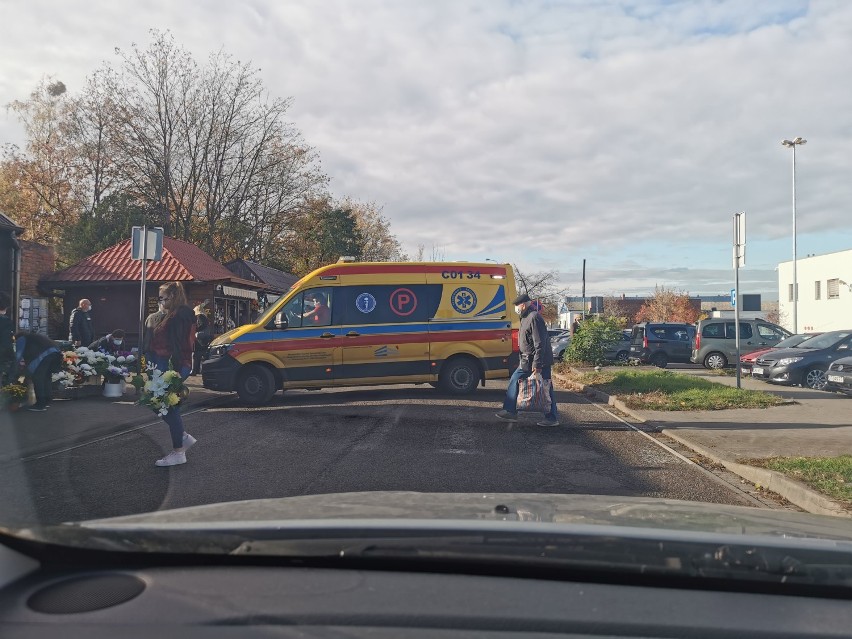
left=233, top=320, right=510, bottom=342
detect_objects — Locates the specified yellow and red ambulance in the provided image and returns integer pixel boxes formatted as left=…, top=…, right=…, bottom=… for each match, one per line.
left=202, top=260, right=520, bottom=403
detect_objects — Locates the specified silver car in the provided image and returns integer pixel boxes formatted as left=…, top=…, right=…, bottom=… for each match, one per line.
left=551, top=333, right=572, bottom=361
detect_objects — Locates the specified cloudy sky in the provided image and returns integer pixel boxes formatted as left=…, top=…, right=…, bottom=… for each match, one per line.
left=2, top=0, right=851, bottom=300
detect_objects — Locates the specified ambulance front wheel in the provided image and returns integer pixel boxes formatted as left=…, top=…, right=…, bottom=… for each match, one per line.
left=236, top=363, right=277, bottom=404
left=439, top=356, right=480, bottom=395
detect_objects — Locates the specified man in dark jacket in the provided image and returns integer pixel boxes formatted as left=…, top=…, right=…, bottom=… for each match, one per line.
left=69, top=299, right=94, bottom=347
left=496, top=293, right=559, bottom=426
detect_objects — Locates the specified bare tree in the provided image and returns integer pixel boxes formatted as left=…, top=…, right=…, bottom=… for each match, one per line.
left=106, top=30, right=327, bottom=256
left=513, top=265, right=569, bottom=324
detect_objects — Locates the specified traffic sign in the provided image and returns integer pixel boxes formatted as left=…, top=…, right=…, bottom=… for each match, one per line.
left=131, top=226, right=164, bottom=261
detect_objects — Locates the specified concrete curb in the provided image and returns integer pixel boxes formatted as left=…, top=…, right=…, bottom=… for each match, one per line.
left=663, top=430, right=852, bottom=519
left=552, top=369, right=852, bottom=519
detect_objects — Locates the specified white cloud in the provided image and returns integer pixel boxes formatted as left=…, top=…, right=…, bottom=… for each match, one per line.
left=2, top=0, right=851, bottom=299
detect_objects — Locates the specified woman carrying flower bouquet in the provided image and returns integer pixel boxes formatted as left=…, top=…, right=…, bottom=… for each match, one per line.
left=148, top=282, right=197, bottom=467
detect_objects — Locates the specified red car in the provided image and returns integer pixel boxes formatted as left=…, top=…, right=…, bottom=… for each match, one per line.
left=739, top=333, right=821, bottom=371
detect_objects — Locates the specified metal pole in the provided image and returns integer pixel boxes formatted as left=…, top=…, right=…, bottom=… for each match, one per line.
left=733, top=214, right=741, bottom=389
left=138, top=225, right=148, bottom=363
left=735, top=253, right=741, bottom=389
left=581, top=259, right=586, bottom=320
left=791, top=144, right=798, bottom=334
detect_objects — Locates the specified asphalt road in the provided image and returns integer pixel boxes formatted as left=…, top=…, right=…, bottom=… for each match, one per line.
left=1, top=382, right=760, bottom=526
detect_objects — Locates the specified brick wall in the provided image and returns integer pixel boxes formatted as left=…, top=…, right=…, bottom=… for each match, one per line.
left=19, top=240, right=55, bottom=296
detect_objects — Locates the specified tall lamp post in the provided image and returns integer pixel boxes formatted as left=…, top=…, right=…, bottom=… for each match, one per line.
left=781, top=136, right=806, bottom=333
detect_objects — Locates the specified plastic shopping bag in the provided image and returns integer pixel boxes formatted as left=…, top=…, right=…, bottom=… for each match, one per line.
left=516, top=374, right=552, bottom=413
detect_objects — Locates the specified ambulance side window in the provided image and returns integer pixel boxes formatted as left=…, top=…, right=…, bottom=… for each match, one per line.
left=281, top=293, right=304, bottom=328
left=301, top=288, right=333, bottom=327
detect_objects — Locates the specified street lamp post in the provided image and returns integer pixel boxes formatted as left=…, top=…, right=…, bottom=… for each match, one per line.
left=781, top=136, right=806, bottom=333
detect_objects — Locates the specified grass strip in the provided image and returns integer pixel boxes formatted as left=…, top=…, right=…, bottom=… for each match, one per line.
left=746, top=456, right=852, bottom=505
left=561, top=368, right=786, bottom=411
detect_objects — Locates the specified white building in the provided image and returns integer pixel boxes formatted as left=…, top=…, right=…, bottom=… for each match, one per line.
left=778, top=249, right=852, bottom=333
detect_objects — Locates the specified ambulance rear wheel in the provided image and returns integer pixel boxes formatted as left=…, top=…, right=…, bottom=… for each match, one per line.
left=236, top=364, right=277, bottom=405
left=439, top=357, right=480, bottom=395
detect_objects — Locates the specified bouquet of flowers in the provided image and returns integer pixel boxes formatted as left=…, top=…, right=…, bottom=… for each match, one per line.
left=129, top=361, right=189, bottom=416
left=1, top=383, right=28, bottom=409
left=52, top=349, right=98, bottom=387
left=105, top=351, right=136, bottom=383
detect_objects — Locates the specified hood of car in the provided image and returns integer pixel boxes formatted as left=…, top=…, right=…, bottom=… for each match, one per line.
left=742, top=348, right=772, bottom=362
left=70, top=492, right=852, bottom=542
left=760, top=347, right=823, bottom=361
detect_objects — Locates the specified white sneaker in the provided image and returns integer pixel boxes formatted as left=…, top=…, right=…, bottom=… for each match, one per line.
left=183, top=433, right=197, bottom=451
left=155, top=451, right=187, bottom=467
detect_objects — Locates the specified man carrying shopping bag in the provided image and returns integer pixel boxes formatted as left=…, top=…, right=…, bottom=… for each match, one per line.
left=496, top=293, right=560, bottom=426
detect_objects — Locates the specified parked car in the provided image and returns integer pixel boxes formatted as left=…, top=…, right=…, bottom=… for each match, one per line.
left=551, top=333, right=571, bottom=361
left=548, top=328, right=570, bottom=340
left=825, top=355, right=852, bottom=396
left=628, top=323, right=695, bottom=368
left=602, top=330, right=632, bottom=363
left=751, top=330, right=852, bottom=390
left=739, top=333, right=821, bottom=372
left=691, top=319, right=791, bottom=369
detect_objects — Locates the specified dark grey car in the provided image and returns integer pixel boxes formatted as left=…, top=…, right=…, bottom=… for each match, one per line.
left=826, top=355, right=852, bottom=396
left=751, top=330, right=852, bottom=390
left=628, top=323, right=695, bottom=368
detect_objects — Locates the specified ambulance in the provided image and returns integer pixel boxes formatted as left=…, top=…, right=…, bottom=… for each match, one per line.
left=202, top=259, right=521, bottom=404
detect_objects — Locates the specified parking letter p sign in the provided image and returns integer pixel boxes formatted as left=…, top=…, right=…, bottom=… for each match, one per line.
left=390, top=288, right=417, bottom=317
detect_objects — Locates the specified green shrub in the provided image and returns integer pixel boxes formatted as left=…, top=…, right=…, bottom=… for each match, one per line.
left=564, top=317, right=623, bottom=365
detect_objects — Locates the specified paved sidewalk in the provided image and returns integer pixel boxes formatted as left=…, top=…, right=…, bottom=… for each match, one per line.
left=555, top=367, right=852, bottom=518
left=0, top=377, right=228, bottom=462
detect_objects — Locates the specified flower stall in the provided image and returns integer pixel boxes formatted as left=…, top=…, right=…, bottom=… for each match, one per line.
left=51, top=347, right=136, bottom=399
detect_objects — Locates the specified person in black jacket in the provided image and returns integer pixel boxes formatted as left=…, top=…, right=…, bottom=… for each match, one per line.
left=495, top=293, right=560, bottom=426
left=68, top=299, right=94, bottom=347
left=14, top=331, right=62, bottom=412
left=190, top=304, right=211, bottom=376
left=0, top=292, right=15, bottom=385
left=89, top=329, right=127, bottom=355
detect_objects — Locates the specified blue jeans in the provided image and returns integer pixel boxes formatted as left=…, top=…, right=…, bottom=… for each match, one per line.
left=149, top=355, right=191, bottom=449
left=503, top=366, right=558, bottom=420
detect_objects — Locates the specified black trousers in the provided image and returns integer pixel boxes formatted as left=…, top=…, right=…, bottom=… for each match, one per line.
left=31, top=353, right=61, bottom=408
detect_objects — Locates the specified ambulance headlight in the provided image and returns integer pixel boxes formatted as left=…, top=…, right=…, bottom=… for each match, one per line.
left=208, top=343, right=233, bottom=358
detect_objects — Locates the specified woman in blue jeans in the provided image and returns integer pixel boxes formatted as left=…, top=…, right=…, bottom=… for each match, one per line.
left=148, top=282, right=197, bottom=467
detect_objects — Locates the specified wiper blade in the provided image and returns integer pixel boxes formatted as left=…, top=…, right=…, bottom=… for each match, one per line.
left=232, top=532, right=852, bottom=588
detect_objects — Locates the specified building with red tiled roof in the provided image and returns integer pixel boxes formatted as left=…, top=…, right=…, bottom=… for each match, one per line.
left=42, top=237, right=264, bottom=347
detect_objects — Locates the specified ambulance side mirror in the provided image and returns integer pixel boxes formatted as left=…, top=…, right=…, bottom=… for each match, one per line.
left=270, top=312, right=288, bottom=330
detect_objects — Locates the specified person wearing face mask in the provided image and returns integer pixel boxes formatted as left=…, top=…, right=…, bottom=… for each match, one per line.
left=69, top=298, right=94, bottom=348
left=89, top=329, right=127, bottom=355
left=495, top=293, right=560, bottom=427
